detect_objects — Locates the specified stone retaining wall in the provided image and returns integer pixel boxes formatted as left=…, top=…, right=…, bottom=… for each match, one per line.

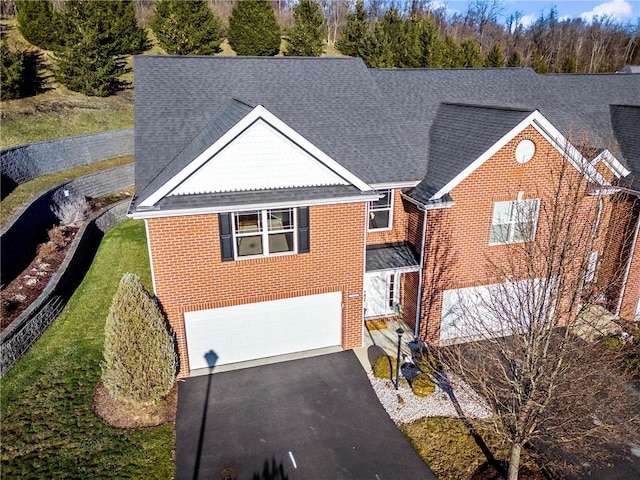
left=0, top=201, right=129, bottom=377
left=1, top=129, right=133, bottom=197
left=0, top=164, right=133, bottom=286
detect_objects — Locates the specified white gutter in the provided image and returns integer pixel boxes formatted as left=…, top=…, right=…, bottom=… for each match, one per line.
left=129, top=193, right=379, bottom=220
left=616, top=204, right=640, bottom=316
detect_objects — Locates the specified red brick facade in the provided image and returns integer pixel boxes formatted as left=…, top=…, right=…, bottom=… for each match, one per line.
left=143, top=126, right=639, bottom=376
left=147, top=202, right=367, bottom=377
left=412, top=126, right=619, bottom=343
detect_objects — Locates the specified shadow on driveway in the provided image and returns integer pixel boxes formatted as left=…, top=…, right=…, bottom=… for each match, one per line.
left=176, top=350, right=435, bottom=480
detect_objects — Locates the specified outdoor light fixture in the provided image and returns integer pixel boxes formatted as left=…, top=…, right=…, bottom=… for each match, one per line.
left=395, top=327, right=404, bottom=390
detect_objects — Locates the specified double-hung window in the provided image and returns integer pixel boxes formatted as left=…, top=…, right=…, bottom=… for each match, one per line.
left=368, top=189, right=393, bottom=231
left=234, top=208, right=296, bottom=258
left=489, top=199, right=540, bottom=244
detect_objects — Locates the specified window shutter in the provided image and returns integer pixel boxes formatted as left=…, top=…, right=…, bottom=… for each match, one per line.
left=298, top=207, right=310, bottom=253
left=218, top=213, right=234, bottom=261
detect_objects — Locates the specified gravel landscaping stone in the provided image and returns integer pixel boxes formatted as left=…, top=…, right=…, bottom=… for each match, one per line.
left=367, top=371, right=492, bottom=424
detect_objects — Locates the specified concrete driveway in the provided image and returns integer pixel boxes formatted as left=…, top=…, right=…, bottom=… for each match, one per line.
left=175, top=350, right=436, bottom=480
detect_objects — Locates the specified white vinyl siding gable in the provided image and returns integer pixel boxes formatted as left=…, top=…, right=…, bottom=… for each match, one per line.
left=489, top=199, right=540, bottom=245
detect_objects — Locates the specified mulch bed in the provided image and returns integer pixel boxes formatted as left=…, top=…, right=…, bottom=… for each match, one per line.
left=92, top=382, right=177, bottom=429
left=0, top=193, right=130, bottom=330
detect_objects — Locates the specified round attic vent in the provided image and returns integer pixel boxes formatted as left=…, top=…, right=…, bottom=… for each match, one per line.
left=515, top=139, right=535, bottom=164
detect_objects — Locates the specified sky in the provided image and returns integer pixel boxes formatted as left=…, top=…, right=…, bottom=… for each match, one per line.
left=436, top=1, right=640, bottom=27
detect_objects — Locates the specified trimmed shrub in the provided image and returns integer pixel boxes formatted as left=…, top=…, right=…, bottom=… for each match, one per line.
left=102, top=273, right=177, bottom=405
left=412, top=374, right=435, bottom=397
left=50, top=187, right=89, bottom=226
left=373, top=355, right=397, bottom=380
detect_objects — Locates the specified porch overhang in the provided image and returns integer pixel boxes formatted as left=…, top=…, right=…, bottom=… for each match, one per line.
left=366, top=243, right=420, bottom=273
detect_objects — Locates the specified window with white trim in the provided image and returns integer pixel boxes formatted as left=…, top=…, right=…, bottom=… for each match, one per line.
left=489, top=199, right=540, bottom=244
left=368, top=189, right=393, bottom=231
left=585, top=251, right=598, bottom=283
left=234, top=208, right=296, bottom=258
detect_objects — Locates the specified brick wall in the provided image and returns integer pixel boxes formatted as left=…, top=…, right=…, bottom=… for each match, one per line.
left=146, top=202, right=367, bottom=377
left=618, top=199, right=640, bottom=320
left=366, top=189, right=411, bottom=245
left=415, top=126, right=612, bottom=343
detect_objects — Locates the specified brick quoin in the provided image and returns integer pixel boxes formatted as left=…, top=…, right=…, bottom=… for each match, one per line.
left=147, top=202, right=367, bottom=377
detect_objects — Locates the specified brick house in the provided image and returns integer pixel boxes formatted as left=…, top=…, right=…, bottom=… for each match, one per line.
left=130, top=57, right=640, bottom=377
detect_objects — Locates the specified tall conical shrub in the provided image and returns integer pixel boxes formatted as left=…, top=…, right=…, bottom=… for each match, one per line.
left=102, top=273, right=177, bottom=404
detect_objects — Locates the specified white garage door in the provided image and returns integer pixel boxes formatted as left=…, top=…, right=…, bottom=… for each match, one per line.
left=440, top=279, right=548, bottom=342
left=184, top=292, right=342, bottom=370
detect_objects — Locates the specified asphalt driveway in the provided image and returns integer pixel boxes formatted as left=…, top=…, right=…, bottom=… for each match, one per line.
left=175, top=350, right=435, bottom=480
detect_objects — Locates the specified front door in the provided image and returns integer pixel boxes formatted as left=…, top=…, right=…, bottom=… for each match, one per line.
left=364, top=272, right=399, bottom=318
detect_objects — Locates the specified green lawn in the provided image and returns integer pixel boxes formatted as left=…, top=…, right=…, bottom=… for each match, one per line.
left=0, top=219, right=174, bottom=479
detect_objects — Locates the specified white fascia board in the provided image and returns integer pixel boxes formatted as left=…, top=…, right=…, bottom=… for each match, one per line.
left=140, top=105, right=373, bottom=208
left=430, top=110, right=608, bottom=201
left=430, top=111, right=540, bottom=200
left=367, top=265, right=421, bottom=274
left=399, top=191, right=455, bottom=211
left=369, top=181, right=421, bottom=189
left=130, top=193, right=378, bottom=220
left=592, top=149, right=631, bottom=178
left=529, top=115, right=608, bottom=186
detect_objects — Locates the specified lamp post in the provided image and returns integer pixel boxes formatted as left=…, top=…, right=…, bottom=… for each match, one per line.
left=395, top=327, right=404, bottom=390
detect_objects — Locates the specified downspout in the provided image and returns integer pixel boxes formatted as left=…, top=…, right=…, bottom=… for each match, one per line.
left=414, top=208, right=428, bottom=340
left=616, top=201, right=640, bottom=316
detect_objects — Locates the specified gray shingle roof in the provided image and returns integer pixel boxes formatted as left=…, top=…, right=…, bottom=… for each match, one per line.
left=133, top=59, right=640, bottom=212
left=151, top=185, right=368, bottom=212
left=371, top=68, right=640, bottom=181
left=134, top=56, right=426, bottom=207
left=366, top=243, right=420, bottom=272
left=408, top=103, right=533, bottom=202
left=610, top=105, right=640, bottom=190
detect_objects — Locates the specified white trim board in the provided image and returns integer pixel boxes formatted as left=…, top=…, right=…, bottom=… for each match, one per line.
left=129, top=193, right=378, bottom=220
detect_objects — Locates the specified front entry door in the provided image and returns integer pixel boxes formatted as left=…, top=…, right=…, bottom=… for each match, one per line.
left=364, top=272, right=399, bottom=318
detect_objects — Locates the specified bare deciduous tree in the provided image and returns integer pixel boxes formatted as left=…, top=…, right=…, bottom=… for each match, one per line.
left=438, top=138, right=640, bottom=479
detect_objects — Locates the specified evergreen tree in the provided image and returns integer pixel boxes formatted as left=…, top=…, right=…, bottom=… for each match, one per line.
left=151, top=0, right=221, bottom=55
left=55, top=0, right=136, bottom=96
left=418, top=16, right=444, bottom=67
left=102, top=273, right=177, bottom=405
left=529, top=50, right=549, bottom=73
left=336, top=0, right=368, bottom=57
left=560, top=53, right=578, bottom=73
left=484, top=43, right=505, bottom=67
left=1, top=41, right=24, bottom=100
left=361, top=8, right=404, bottom=68
left=285, top=0, right=326, bottom=56
left=228, top=0, right=281, bottom=56
left=398, top=18, right=423, bottom=68
left=103, top=0, right=150, bottom=55
left=441, top=36, right=464, bottom=68
left=15, top=0, right=64, bottom=50
left=460, top=38, right=482, bottom=67
left=507, top=50, right=522, bottom=67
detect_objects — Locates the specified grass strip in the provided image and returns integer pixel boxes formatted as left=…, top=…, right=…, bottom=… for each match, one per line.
left=1, top=155, right=134, bottom=230
left=0, top=219, right=174, bottom=479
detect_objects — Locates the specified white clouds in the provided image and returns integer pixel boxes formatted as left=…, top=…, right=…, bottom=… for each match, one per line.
left=520, top=14, right=537, bottom=27
left=580, top=0, right=634, bottom=22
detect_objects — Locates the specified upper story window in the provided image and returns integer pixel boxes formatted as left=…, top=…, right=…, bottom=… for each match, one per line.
left=489, top=199, right=540, bottom=245
left=234, top=208, right=296, bottom=258
left=368, top=189, right=393, bottom=231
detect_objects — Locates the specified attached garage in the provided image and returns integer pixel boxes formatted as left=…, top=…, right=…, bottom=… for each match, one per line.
left=184, top=291, right=342, bottom=371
